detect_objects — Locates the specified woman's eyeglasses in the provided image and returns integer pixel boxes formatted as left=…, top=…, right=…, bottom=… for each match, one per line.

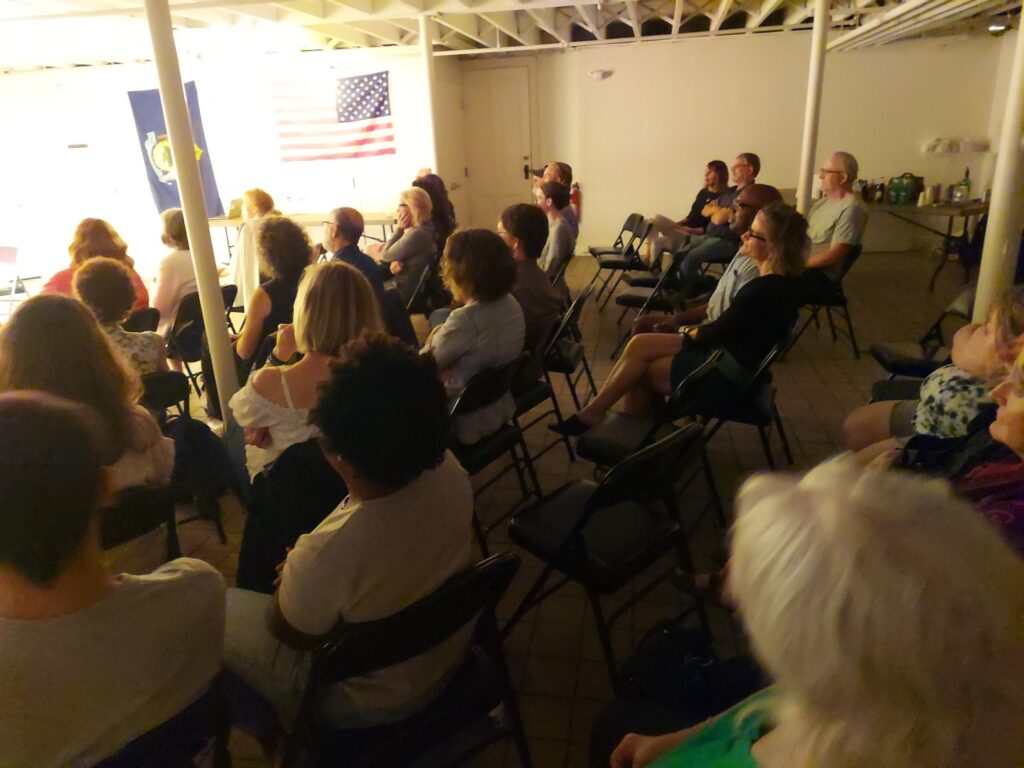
left=744, top=230, right=767, bottom=242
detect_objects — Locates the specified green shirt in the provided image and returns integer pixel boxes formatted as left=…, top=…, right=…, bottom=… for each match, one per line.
left=649, top=690, right=775, bottom=768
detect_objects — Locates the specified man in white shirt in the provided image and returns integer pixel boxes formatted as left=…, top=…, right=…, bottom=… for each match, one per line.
left=224, top=333, right=474, bottom=736
left=0, top=392, right=224, bottom=768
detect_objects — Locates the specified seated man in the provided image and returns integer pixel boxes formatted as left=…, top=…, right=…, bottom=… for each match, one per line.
left=795, top=151, right=869, bottom=304
left=536, top=181, right=577, bottom=292
left=534, top=161, right=579, bottom=238
left=499, top=202, right=563, bottom=348
left=0, top=391, right=225, bottom=768
left=324, top=206, right=386, bottom=299
left=675, top=153, right=760, bottom=297
left=224, top=332, right=474, bottom=736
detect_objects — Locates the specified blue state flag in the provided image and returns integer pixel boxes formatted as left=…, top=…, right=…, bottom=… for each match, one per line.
left=128, top=81, right=224, bottom=216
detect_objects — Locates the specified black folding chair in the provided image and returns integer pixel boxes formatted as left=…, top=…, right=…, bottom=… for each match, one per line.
left=96, top=675, right=230, bottom=768
left=123, top=307, right=160, bottom=333
left=406, top=251, right=443, bottom=316
left=512, top=316, right=574, bottom=463
left=869, top=287, right=971, bottom=380
left=588, top=212, right=644, bottom=261
left=609, top=243, right=692, bottom=359
left=100, top=485, right=181, bottom=562
left=543, top=287, right=599, bottom=411
left=786, top=245, right=863, bottom=359
left=449, top=354, right=541, bottom=554
left=165, top=285, right=237, bottom=396
left=284, top=553, right=531, bottom=768
left=504, top=425, right=710, bottom=695
left=141, top=371, right=191, bottom=423
left=590, top=218, right=654, bottom=310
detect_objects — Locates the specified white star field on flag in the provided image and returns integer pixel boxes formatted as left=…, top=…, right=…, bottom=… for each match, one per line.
left=335, top=72, right=391, bottom=124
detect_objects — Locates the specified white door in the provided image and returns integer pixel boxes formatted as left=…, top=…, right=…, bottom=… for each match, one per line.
left=462, top=67, right=532, bottom=229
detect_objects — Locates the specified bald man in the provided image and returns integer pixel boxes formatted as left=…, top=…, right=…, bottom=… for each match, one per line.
left=635, top=183, right=785, bottom=334
left=323, top=207, right=385, bottom=299
left=796, top=151, right=868, bottom=303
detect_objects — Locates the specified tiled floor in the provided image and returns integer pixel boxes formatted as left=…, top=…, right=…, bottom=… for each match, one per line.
left=177, top=244, right=967, bottom=767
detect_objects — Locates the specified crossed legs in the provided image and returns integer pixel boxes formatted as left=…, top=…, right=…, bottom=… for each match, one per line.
left=576, top=332, right=682, bottom=424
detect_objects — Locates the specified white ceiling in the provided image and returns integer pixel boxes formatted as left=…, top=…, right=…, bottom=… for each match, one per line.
left=0, top=0, right=1017, bottom=71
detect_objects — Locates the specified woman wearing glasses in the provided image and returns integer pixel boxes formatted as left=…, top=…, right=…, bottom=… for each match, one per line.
left=553, top=202, right=806, bottom=436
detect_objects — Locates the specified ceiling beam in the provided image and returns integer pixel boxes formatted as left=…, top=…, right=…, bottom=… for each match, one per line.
left=745, top=0, right=783, bottom=28
left=479, top=10, right=539, bottom=44
left=346, top=18, right=408, bottom=41
left=574, top=2, right=604, bottom=37
left=306, top=21, right=373, bottom=43
left=524, top=5, right=568, bottom=43
left=784, top=1, right=815, bottom=25
left=623, top=0, right=642, bottom=38
left=433, top=12, right=492, bottom=44
left=710, top=0, right=732, bottom=30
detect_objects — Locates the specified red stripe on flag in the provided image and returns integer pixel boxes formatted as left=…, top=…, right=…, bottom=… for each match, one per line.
left=280, top=134, right=395, bottom=151
left=282, top=147, right=397, bottom=163
left=275, top=121, right=393, bottom=139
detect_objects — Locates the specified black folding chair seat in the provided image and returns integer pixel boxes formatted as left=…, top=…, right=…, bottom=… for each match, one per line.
left=141, top=371, right=191, bottom=419
left=123, top=307, right=160, bottom=333
left=100, top=485, right=181, bottom=561
left=871, top=378, right=922, bottom=403
left=614, top=286, right=673, bottom=312
left=596, top=253, right=635, bottom=269
left=510, top=483, right=680, bottom=594
left=512, top=378, right=554, bottom=418
left=623, top=271, right=660, bottom=288
left=575, top=414, right=677, bottom=468
left=870, top=342, right=950, bottom=379
left=544, top=338, right=585, bottom=373
left=451, top=424, right=524, bottom=477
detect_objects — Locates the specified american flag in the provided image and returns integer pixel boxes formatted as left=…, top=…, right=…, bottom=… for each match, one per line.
left=273, top=71, right=396, bottom=163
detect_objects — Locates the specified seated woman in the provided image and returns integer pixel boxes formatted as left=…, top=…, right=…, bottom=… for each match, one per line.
left=43, top=218, right=149, bottom=311
left=648, top=160, right=730, bottom=263
left=73, top=257, right=168, bottom=376
left=535, top=181, right=576, bottom=287
left=203, top=216, right=312, bottom=419
left=610, top=456, right=1024, bottom=768
left=229, top=188, right=279, bottom=312
left=413, top=173, right=457, bottom=254
left=0, top=294, right=173, bottom=491
left=0, top=392, right=224, bottom=768
left=152, top=207, right=197, bottom=336
left=554, top=202, right=805, bottom=436
left=229, top=261, right=383, bottom=480
left=422, top=229, right=525, bottom=445
left=844, top=286, right=1024, bottom=459
left=375, top=187, right=437, bottom=306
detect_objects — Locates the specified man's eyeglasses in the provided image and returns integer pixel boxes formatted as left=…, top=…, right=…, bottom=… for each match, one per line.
left=819, top=168, right=844, bottom=175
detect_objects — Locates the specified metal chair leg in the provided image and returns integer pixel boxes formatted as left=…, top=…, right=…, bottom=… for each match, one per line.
left=610, top=328, right=631, bottom=360
left=757, top=426, right=776, bottom=470
left=774, top=407, right=795, bottom=465
left=581, top=356, right=599, bottom=403
left=699, top=445, right=727, bottom=528
left=472, top=512, right=490, bottom=556
left=543, top=373, right=575, bottom=462
left=843, top=304, right=861, bottom=359
left=586, top=589, right=622, bottom=696
left=599, top=272, right=627, bottom=310
left=825, top=306, right=838, bottom=341
left=565, top=372, right=582, bottom=411
left=517, top=436, right=542, bottom=500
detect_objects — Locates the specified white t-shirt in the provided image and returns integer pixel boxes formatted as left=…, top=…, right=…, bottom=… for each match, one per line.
left=0, top=558, right=225, bottom=768
left=152, top=249, right=197, bottom=336
left=808, top=193, right=868, bottom=280
left=279, top=451, right=473, bottom=715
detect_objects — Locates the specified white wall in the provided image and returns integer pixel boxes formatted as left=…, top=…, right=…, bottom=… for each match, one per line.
left=0, top=46, right=438, bottom=283
left=463, top=32, right=1006, bottom=251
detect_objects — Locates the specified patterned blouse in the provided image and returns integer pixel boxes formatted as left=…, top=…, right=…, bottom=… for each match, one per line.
left=913, top=364, right=992, bottom=439
left=104, top=324, right=165, bottom=376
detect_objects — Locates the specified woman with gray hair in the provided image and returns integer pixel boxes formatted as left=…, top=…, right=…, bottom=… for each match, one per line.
left=611, top=456, right=1024, bottom=767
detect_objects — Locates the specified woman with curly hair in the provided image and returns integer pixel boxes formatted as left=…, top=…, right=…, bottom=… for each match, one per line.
left=74, top=257, right=168, bottom=375
left=43, top=218, right=150, bottom=311
left=421, top=229, right=524, bottom=444
left=0, top=294, right=172, bottom=491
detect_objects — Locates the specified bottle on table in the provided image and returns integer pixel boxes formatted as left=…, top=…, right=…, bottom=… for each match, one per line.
left=954, top=166, right=971, bottom=204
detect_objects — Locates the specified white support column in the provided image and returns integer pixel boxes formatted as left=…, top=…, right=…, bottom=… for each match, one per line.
left=796, top=0, right=830, bottom=215
left=418, top=15, right=440, bottom=174
left=974, top=27, right=1024, bottom=324
left=143, top=0, right=238, bottom=423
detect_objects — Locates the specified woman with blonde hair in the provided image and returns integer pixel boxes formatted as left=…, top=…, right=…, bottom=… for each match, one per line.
left=375, top=186, right=437, bottom=305
left=152, top=207, right=197, bottom=335
left=0, top=294, right=172, bottom=491
left=611, top=456, right=1024, bottom=768
left=43, top=218, right=150, bottom=311
left=229, top=261, right=383, bottom=479
left=229, top=188, right=279, bottom=311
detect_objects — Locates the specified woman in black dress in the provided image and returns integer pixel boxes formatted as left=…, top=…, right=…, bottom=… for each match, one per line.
left=555, top=202, right=807, bottom=434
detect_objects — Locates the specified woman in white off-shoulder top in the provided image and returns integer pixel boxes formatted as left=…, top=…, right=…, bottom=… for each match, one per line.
left=229, top=261, right=383, bottom=480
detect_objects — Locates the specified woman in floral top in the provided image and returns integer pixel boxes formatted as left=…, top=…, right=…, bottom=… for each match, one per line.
left=74, top=258, right=167, bottom=376
left=844, top=287, right=1024, bottom=461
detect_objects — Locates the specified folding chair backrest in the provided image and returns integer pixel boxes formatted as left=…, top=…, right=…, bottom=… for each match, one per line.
left=837, top=244, right=863, bottom=281
left=546, top=285, right=594, bottom=355
left=406, top=250, right=442, bottom=314
left=588, top=422, right=705, bottom=512
left=614, top=213, right=644, bottom=249
left=141, top=371, right=191, bottom=415
left=449, top=353, right=528, bottom=417
left=306, top=552, right=520, bottom=693
left=124, top=307, right=160, bottom=333
left=220, top=284, right=238, bottom=317
left=622, top=219, right=654, bottom=261
left=99, top=485, right=177, bottom=553
left=168, top=291, right=210, bottom=361
left=516, top=316, right=559, bottom=389
left=95, top=677, right=227, bottom=768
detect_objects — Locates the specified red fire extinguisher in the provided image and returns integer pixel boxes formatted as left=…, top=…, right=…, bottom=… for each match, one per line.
left=570, top=182, right=582, bottom=224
